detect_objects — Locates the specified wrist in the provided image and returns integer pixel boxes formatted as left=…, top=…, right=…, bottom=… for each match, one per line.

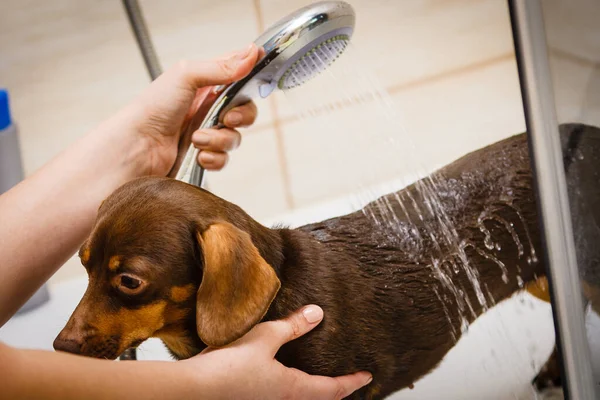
left=178, top=357, right=227, bottom=400
left=120, top=101, right=183, bottom=178
left=90, top=103, right=156, bottom=181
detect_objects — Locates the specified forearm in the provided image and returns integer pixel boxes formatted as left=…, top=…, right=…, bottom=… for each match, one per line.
left=0, top=104, right=150, bottom=325
left=1, top=342, right=204, bottom=400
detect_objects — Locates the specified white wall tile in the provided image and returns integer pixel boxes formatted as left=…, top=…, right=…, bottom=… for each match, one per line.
left=281, top=58, right=524, bottom=208
left=1, top=0, right=528, bottom=283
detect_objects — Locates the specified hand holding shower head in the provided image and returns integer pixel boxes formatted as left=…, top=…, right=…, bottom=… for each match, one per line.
left=175, top=1, right=356, bottom=187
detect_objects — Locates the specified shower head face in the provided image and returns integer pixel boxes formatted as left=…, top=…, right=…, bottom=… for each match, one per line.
left=277, top=34, right=350, bottom=90
left=206, top=1, right=356, bottom=118
left=254, top=1, right=355, bottom=95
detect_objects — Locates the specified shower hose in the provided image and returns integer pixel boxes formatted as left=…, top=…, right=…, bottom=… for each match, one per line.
left=120, top=0, right=162, bottom=361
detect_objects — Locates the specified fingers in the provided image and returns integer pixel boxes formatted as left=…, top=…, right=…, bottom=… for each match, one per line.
left=197, top=151, right=229, bottom=171
left=299, top=372, right=373, bottom=400
left=331, top=372, right=373, bottom=399
left=193, top=128, right=241, bottom=152
left=173, top=43, right=260, bottom=89
left=190, top=100, right=256, bottom=171
left=222, top=101, right=258, bottom=128
left=253, top=305, right=324, bottom=356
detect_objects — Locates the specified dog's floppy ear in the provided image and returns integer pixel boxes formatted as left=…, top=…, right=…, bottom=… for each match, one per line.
left=195, top=221, right=281, bottom=347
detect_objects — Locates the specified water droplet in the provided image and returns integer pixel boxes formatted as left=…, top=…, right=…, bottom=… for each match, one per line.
left=512, top=205, right=538, bottom=263
left=478, top=215, right=496, bottom=251
left=471, top=243, right=509, bottom=283
left=491, top=213, right=523, bottom=257
left=452, top=262, right=460, bottom=274
left=517, top=276, right=524, bottom=288
left=484, top=236, right=495, bottom=250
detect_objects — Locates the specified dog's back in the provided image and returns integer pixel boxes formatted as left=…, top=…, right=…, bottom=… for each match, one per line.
left=562, top=124, right=600, bottom=304
left=265, top=130, right=549, bottom=398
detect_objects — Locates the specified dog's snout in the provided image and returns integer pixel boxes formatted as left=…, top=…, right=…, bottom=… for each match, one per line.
left=53, top=336, right=83, bottom=355
left=53, top=316, right=88, bottom=355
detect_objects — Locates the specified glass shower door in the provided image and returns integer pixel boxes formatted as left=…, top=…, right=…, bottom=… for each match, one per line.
left=509, top=1, right=600, bottom=398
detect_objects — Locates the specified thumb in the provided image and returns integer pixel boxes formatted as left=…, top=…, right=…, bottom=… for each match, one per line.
left=254, top=305, right=324, bottom=356
left=176, top=43, right=259, bottom=89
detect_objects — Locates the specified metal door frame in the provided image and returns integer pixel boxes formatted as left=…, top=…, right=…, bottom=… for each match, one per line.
left=508, top=1, right=597, bottom=398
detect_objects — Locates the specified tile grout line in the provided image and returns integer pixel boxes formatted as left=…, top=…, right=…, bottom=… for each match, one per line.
left=549, top=47, right=600, bottom=69
left=252, top=0, right=295, bottom=210
left=387, top=52, right=515, bottom=95
left=247, top=51, right=517, bottom=133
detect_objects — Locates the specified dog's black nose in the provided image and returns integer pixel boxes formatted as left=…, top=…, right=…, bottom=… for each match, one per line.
left=53, top=337, right=83, bottom=355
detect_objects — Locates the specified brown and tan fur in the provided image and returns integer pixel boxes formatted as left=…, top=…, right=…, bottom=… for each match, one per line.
left=54, top=123, right=600, bottom=399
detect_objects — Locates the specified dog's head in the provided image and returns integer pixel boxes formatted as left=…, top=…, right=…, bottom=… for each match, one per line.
left=53, top=177, right=281, bottom=359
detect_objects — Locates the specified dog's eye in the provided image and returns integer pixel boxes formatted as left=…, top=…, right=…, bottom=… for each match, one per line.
left=121, top=275, right=141, bottom=289
left=116, top=274, right=145, bottom=294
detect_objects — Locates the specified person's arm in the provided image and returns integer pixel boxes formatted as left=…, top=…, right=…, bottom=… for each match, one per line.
left=1, top=341, right=200, bottom=399
left=0, top=45, right=259, bottom=325
left=1, top=306, right=372, bottom=399
left=0, top=44, right=371, bottom=399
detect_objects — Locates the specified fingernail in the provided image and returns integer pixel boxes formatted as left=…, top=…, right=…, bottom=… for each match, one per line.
left=302, top=305, right=323, bottom=324
left=193, top=132, right=211, bottom=146
left=200, top=152, right=215, bottom=164
left=366, top=374, right=373, bottom=385
left=226, top=111, right=242, bottom=126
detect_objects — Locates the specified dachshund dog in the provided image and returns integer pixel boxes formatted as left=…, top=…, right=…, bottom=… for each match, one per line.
left=54, top=123, right=600, bottom=399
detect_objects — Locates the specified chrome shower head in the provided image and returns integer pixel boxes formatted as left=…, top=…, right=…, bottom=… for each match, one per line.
left=176, top=1, right=356, bottom=187
left=278, top=34, right=350, bottom=90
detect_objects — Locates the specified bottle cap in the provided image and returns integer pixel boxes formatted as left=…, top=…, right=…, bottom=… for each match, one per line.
left=0, top=89, right=12, bottom=130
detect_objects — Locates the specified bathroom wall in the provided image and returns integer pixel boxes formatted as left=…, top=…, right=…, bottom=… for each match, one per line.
left=1, top=0, right=595, bottom=284
left=541, top=0, right=600, bottom=127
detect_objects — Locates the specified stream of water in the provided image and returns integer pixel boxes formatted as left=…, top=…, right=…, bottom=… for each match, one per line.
left=281, top=43, right=539, bottom=341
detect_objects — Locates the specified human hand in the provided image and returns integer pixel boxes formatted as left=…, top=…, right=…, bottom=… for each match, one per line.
left=123, top=43, right=261, bottom=177
left=183, top=305, right=372, bottom=400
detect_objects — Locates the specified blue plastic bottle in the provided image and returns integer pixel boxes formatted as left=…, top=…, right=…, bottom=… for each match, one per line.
left=0, top=88, right=50, bottom=314
left=0, top=89, right=24, bottom=193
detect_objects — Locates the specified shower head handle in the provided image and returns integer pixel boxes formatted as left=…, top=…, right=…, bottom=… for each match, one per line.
left=175, top=1, right=356, bottom=187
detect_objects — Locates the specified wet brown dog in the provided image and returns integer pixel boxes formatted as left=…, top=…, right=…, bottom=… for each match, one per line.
left=54, top=123, right=600, bottom=399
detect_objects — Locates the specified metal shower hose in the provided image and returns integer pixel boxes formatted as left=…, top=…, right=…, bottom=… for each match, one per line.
left=119, top=0, right=162, bottom=361
left=122, top=0, right=163, bottom=81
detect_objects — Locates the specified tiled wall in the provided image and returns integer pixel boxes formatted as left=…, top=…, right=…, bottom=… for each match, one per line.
left=1, top=0, right=597, bottom=283
left=542, top=0, right=600, bottom=126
